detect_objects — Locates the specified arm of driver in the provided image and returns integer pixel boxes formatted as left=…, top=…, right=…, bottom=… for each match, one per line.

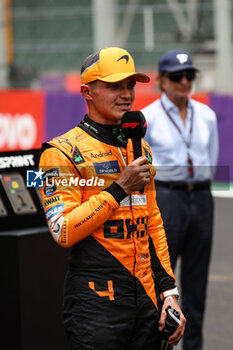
left=39, top=147, right=121, bottom=247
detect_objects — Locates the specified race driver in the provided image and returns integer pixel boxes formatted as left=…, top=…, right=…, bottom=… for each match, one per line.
left=39, top=47, right=186, bottom=350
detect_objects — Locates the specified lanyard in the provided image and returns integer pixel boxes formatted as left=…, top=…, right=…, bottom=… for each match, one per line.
left=160, top=99, right=194, bottom=178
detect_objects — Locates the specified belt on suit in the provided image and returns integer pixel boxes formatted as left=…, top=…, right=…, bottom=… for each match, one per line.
left=154, top=179, right=211, bottom=192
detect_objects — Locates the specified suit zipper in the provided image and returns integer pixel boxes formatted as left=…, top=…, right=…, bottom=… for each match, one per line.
left=118, top=147, right=136, bottom=275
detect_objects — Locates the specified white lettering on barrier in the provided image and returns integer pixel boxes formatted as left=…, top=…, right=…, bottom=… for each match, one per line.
left=0, top=154, right=35, bottom=169
left=0, top=113, right=37, bottom=149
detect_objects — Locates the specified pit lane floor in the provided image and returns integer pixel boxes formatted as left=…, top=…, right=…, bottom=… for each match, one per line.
left=175, top=193, right=233, bottom=350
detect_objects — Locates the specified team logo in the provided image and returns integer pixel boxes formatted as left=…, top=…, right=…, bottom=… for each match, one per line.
left=117, top=55, right=129, bottom=64
left=176, top=53, right=189, bottom=64
left=26, top=169, right=44, bottom=187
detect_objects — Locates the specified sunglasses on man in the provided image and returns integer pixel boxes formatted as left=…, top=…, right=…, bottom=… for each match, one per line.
left=162, top=70, right=196, bottom=82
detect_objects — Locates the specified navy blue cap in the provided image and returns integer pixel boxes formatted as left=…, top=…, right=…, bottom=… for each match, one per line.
left=158, top=50, right=199, bottom=73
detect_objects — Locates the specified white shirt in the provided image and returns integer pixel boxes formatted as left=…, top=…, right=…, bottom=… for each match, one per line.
left=142, top=93, right=219, bottom=182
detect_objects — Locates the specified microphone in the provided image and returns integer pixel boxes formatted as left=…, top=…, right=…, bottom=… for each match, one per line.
left=121, top=111, right=147, bottom=157
left=121, top=111, right=147, bottom=194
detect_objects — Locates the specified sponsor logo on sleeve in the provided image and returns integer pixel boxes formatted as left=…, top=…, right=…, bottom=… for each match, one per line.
left=44, top=183, right=57, bottom=196
left=60, top=219, right=69, bottom=245
left=43, top=168, right=59, bottom=196
left=43, top=194, right=62, bottom=208
left=45, top=203, right=64, bottom=221
left=94, top=160, right=120, bottom=174
left=48, top=214, right=64, bottom=242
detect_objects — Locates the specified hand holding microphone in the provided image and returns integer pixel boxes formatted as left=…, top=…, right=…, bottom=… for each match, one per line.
left=115, top=111, right=150, bottom=194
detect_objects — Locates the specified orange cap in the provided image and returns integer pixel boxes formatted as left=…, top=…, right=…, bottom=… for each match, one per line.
left=81, top=47, right=150, bottom=84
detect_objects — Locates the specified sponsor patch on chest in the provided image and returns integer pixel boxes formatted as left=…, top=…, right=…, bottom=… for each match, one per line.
left=94, top=160, right=120, bottom=174
left=90, top=150, right=112, bottom=158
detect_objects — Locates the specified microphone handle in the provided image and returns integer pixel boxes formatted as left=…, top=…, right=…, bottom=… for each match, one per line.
left=132, top=139, right=142, bottom=159
left=132, top=139, right=144, bottom=194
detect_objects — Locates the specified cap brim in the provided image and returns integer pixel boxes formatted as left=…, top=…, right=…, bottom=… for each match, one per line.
left=164, top=65, right=199, bottom=73
left=99, top=72, right=150, bottom=83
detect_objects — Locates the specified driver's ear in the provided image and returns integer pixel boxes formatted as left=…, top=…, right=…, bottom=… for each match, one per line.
left=80, top=84, right=93, bottom=101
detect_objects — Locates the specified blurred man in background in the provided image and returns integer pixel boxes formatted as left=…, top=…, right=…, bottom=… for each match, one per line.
left=142, top=49, right=219, bottom=350
left=39, top=47, right=186, bottom=350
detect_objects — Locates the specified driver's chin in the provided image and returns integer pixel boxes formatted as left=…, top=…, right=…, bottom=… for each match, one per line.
left=106, top=111, right=124, bottom=124
left=115, top=109, right=127, bottom=119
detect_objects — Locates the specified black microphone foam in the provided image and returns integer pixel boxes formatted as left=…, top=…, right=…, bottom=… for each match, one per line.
left=121, top=111, right=147, bottom=194
left=121, top=111, right=147, bottom=140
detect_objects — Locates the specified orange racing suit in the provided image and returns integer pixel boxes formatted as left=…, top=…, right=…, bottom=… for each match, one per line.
left=39, top=115, right=176, bottom=350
